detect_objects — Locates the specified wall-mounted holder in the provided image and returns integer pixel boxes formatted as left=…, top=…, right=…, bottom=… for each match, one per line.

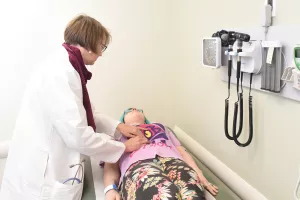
left=202, top=37, right=222, bottom=68
left=292, top=69, right=300, bottom=91
left=281, top=65, right=295, bottom=82
left=261, top=41, right=283, bottom=93
left=217, top=25, right=300, bottom=103
left=231, top=40, right=262, bottom=74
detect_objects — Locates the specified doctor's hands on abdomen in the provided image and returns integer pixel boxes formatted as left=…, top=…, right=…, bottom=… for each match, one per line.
left=124, top=135, right=149, bottom=153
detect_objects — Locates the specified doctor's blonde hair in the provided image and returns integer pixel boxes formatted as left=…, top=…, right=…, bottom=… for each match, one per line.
left=64, top=14, right=111, bottom=54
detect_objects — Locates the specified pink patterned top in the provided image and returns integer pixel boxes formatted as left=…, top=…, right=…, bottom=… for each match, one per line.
left=118, top=123, right=183, bottom=184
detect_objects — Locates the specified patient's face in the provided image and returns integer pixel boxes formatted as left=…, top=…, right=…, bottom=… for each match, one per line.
left=124, top=109, right=145, bottom=125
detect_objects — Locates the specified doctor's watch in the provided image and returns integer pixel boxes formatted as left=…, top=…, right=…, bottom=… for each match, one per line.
left=104, top=184, right=118, bottom=195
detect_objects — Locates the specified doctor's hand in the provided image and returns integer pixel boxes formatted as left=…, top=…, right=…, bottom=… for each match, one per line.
left=117, top=123, right=146, bottom=138
left=105, top=190, right=121, bottom=200
left=124, top=135, right=149, bottom=153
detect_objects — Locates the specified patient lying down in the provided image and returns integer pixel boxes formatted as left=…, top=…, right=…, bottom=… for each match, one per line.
left=104, top=108, right=218, bottom=200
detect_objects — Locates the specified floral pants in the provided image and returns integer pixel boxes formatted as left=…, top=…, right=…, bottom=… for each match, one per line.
left=120, top=156, right=205, bottom=200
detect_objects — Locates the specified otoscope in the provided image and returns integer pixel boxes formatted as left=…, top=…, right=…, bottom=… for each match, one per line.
left=213, top=30, right=254, bottom=147
left=218, top=31, right=241, bottom=141
left=231, top=33, right=254, bottom=147
left=213, top=30, right=244, bottom=141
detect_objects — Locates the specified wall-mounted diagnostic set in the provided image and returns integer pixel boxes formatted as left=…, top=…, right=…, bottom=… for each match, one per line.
left=201, top=0, right=300, bottom=148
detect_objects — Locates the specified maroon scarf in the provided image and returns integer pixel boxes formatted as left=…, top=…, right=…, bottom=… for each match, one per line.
left=62, top=43, right=96, bottom=131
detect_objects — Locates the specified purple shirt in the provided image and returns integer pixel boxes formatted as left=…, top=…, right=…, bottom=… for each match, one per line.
left=118, top=123, right=183, bottom=184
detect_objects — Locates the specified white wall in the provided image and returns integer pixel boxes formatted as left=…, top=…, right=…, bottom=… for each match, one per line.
left=1, top=0, right=300, bottom=199
left=0, top=0, right=176, bottom=182
left=87, top=1, right=176, bottom=125
left=0, top=0, right=176, bottom=140
left=0, top=0, right=98, bottom=140
left=171, top=0, right=300, bottom=199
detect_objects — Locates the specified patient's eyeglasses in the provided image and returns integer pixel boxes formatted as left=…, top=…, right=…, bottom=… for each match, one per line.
left=124, top=108, right=143, bottom=115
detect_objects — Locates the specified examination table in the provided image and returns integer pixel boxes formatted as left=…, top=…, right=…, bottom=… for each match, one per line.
left=0, top=128, right=239, bottom=200
left=0, top=156, right=220, bottom=200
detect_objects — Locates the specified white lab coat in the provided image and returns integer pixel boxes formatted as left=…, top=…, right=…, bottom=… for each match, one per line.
left=0, top=47, right=125, bottom=200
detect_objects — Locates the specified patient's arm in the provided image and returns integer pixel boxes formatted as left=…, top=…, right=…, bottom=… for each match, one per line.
left=103, top=162, right=121, bottom=199
left=176, top=146, right=207, bottom=182
left=104, top=162, right=121, bottom=187
left=176, top=146, right=218, bottom=196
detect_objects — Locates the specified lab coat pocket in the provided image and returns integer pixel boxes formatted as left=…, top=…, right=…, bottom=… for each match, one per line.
left=21, top=149, right=49, bottom=195
left=51, top=181, right=83, bottom=200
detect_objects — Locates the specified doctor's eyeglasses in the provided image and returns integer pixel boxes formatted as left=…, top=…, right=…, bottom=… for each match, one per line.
left=95, top=43, right=107, bottom=55
left=101, top=44, right=107, bottom=53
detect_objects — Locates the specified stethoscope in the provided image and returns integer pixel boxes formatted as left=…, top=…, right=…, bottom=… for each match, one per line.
left=63, top=159, right=85, bottom=185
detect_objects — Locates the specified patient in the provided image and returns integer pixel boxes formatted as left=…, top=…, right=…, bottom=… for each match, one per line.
left=104, top=108, right=218, bottom=200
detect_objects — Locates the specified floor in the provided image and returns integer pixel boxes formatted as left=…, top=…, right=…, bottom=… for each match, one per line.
left=82, top=156, right=96, bottom=200
left=90, top=157, right=105, bottom=199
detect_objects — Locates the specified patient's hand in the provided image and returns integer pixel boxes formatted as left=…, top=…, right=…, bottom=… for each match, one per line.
left=202, top=180, right=219, bottom=196
left=105, top=190, right=121, bottom=200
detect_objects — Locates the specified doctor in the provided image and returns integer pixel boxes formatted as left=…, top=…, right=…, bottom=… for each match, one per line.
left=0, top=14, right=148, bottom=200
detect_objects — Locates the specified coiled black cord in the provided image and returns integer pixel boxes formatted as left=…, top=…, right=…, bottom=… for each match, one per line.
left=222, top=37, right=254, bottom=147
left=232, top=49, right=244, bottom=139
left=224, top=48, right=233, bottom=140
left=232, top=73, right=254, bottom=147
left=225, top=47, right=243, bottom=140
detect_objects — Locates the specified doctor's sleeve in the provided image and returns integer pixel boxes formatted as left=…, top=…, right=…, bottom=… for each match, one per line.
left=91, top=104, right=122, bottom=140
left=40, top=70, right=125, bottom=163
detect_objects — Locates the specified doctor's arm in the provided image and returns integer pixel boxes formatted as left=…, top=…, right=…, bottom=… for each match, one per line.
left=41, top=70, right=125, bottom=163
left=92, top=104, right=144, bottom=139
left=92, top=110, right=122, bottom=140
